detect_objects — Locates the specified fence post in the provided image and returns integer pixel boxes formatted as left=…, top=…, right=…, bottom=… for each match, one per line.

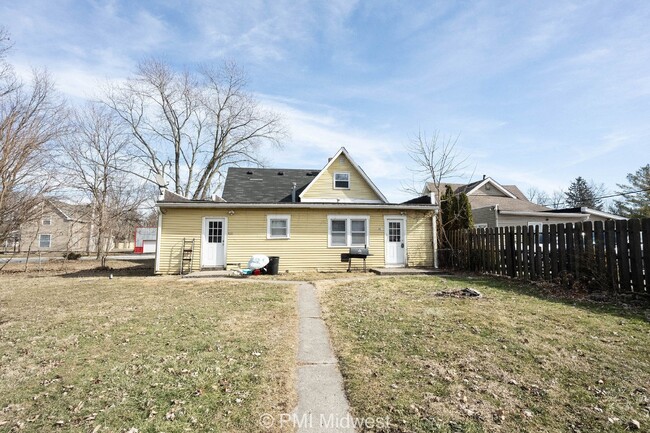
left=604, top=220, right=619, bottom=294
left=550, top=224, right=558, bottom=279
left=565, top=223, right=575, bottom=277
left=499, top=227, right=507, bottom=275
left=616, top=219, right=630, bottom=293
left=506, top=227, right=515, bottom=277
left=574, top=222, right=585, bottom=281
left=542, top=224, right=550, bottom=280
left=534, top=225, right=542, bottom=280
left=628, top=219, right=643, bottom=293
left=594, top=221, right=606, bottom=288
left=642, top=218, right=650, bottom=293
left=558, top=223, right=566, bottom=274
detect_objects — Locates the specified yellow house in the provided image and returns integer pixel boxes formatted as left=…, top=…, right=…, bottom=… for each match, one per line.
left=155, top=148, right=438, bottom=274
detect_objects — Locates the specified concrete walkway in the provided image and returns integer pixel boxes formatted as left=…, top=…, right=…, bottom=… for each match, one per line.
left=294, top=282, right=356, bottom=432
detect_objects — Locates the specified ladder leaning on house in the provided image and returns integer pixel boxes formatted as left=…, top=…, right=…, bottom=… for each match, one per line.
left=180, top=238, right=195, bottom=275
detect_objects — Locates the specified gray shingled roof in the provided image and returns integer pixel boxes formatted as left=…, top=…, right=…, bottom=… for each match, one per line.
left=426, top=180, right=551, bottom=212
left=221, top=167, right=320, bottom=203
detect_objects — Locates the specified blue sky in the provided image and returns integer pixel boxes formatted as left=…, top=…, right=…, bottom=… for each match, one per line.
left=2, top=0, right=649, bottom=202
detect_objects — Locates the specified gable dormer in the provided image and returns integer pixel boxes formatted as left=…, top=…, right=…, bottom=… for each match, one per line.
left=299, top=148, right=388, bottom=203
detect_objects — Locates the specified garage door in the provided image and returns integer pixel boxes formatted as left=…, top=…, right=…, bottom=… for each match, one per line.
left=142, top=239, right=156, bottom=253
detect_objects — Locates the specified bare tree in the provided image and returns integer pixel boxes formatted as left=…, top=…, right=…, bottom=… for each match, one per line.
left=60, top=103, right=148, bottom=264
left=0, top=29, right=68, bottom=250
left=548, top=190, right=565, bottom=209
left=103, top=58, right=285, bottom=199
left=402, top=130, right=467, bottom=197
left=403, top=130, right=468, bottom=267
left=526, top=187, right=550, bottom=206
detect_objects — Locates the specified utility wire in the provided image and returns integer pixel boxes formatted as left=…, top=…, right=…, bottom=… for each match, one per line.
left=536, top=187, right=650, bottom=208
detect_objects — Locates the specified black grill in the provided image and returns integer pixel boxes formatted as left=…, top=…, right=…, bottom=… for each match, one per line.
left=341, top=247, right=372, bottom=272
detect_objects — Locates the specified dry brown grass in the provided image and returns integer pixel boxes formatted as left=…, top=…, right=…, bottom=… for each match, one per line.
left=0, top=273, right=297, bottom=432
left=318, top=275, right=650, bottom=433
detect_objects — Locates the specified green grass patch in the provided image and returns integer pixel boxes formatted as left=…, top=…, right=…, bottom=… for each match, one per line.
left=319, top=275, right=650, bottom=432
left=0, top=275, right=297, bottom=432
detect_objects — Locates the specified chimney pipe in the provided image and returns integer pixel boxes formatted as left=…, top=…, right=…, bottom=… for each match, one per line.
left=291, top=182, right=297, bottom=202
left=483, top=174, right=486, bottom=180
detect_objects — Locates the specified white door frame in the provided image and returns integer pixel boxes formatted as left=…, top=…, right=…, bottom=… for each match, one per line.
left=201, top=217, right=228, bottom=268
left=384, top=215, right=407, bottom=267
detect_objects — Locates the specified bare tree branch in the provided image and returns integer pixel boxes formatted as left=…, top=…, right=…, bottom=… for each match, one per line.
left=103, top=58, right=286, bottom=199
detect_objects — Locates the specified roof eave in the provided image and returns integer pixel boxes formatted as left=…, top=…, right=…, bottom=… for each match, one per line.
left=156, top=201, right=438, bottom=211
left=499, top=210, right=586, bottom=218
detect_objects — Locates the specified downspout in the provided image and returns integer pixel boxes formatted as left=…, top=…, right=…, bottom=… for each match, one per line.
left=432, top=209, right=439, bottom=269
left=431, top=192, right=439, bottom=269
left=494, top=204, right=499, bottom=228
left=154, top=210, right=162, bottom=274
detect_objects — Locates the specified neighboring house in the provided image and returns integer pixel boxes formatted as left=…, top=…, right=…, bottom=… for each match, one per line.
left=423, top=176, right=624, bottom=229
left=155, top=148, right=438, bottom=274
left=134, top=227, right=157, bottom=254
left=19, top=200, right=95, bottom=253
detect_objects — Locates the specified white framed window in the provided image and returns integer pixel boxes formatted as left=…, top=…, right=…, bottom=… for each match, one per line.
left=267, top=214, right=291, bottom=239
left=474, top=223, right=488, bottom=229
left=333, top=172, right=350, bottom=189
left=42, top=216, right=51, bottom=225
left=328, top=216, right=369, bottom=247
left=39, top=234, right=51, bottom=248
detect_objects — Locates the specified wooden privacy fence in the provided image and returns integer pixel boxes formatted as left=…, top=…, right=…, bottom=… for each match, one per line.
left=447, top=218, right=649, bottom=296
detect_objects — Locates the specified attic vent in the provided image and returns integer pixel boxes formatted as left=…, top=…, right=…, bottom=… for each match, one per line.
left=277, top=171, right=284, bottom=175
left=486, top=184, right=491, bottom=190
left=246, top=171, right=253, bottom=175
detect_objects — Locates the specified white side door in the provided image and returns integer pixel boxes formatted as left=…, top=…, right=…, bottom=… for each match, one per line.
left=202, top=218, right=226, bottom=268
left=385, top=217, right=406, bottom=266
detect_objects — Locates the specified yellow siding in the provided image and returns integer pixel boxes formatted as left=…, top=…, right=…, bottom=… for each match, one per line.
left=157, top=207, right=434, bottom=274
left=301, top=154, right=382, bottom=201
left=406, top=210, right=434, bottom=266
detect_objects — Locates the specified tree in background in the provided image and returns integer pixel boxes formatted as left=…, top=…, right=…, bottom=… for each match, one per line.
left=104, top=58, right=285, bottom=200
left=0, top=27, right=68, bottom=249
left=564, top=176, right=605, bottom=210
left=440, top=186, right=473, bottom=232
left=611, top=164, right=650, bottom=218
left=526, top=187, right=550, bottom=206
left=402, top=130, right=467, bottom=197
left=59, top=103, right=148, bottom=264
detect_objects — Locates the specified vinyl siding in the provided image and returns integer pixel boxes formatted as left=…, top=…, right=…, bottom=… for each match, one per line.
left=301, top=154, right=382, bottom=202
left=157, top=207, right=434, bottom=274
left=472, top=206, right=497, bottom=228
left=405, top=210, right=434, bottom=266
left=498, top=214, right=588, bottom=228
left=19, top=203, right=91, bottom=252
left=472, top=183, right=509, bottom=197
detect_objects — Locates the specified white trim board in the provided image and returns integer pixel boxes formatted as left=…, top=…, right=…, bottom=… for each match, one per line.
left=466, top=177, right=517, bottom=199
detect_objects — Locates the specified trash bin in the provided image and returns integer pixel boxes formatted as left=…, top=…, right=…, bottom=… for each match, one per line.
left=267, top=256, right=280, bottom=275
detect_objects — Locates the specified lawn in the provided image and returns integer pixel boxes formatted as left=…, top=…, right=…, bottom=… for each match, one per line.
left=318, top=275, right=650, bottom=433
left=0, top=271, right=297, bottom=433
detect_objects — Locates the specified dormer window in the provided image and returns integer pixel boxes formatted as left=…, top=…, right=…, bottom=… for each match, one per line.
left=334, top=172, right=350, bottom=189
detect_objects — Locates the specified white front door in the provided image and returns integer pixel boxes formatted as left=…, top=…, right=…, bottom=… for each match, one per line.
left=202, top=218, right=226, bottom=268
left=385, top=217, right=406, bottom=266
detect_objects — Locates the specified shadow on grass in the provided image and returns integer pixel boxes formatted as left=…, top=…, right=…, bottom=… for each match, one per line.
left=60, top=259, right=155, bottom=278
left=439, top=272, right=649, bottom=322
